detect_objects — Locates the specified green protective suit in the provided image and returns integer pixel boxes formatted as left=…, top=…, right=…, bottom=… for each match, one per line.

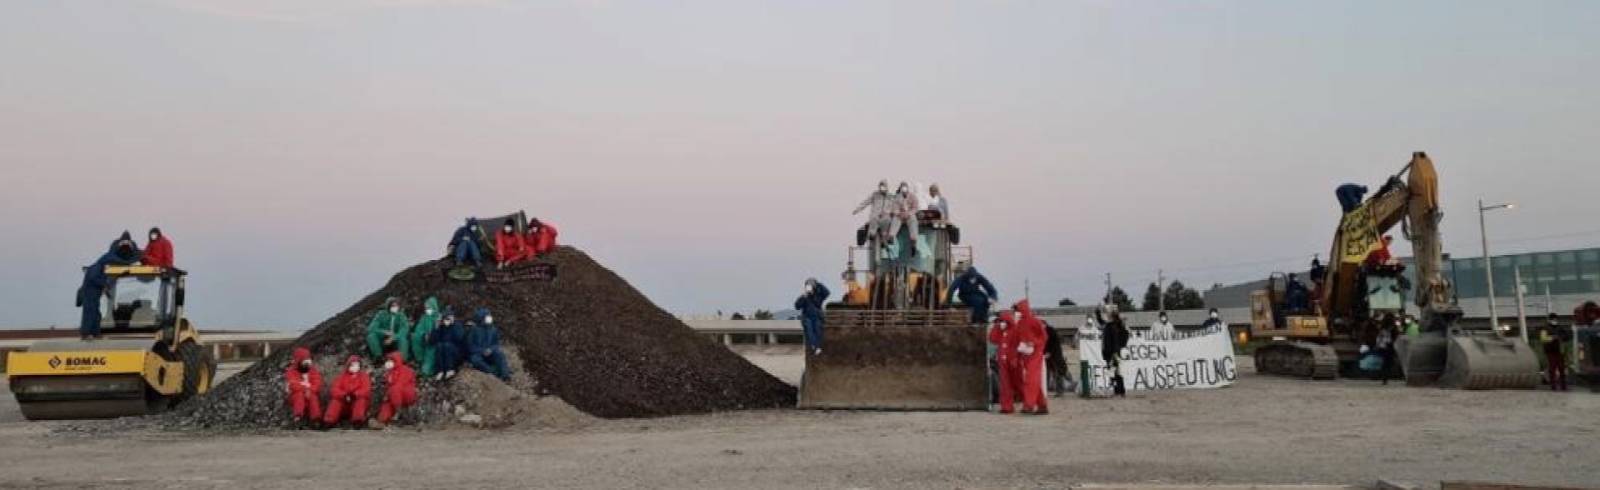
left=366, top=297, right=412, bottom=361
left=409, top=297, right=441, bottom=377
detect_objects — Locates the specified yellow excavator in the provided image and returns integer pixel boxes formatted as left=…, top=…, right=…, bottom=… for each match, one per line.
left=1249, top=152, right=1540, bottom=389
left=7, top=265, right=215, bottom=419
left=798, top=208, right=988, bottom=410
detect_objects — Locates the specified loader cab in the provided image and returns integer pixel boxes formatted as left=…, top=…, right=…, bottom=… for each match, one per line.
left=96, top=265, right=188, bottom=335
left=1249, top=273, right=1329, bottom=340
left=850, top=212, right=969, bottom=311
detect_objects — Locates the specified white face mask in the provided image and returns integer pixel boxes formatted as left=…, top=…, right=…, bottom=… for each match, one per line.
left=150, top=234, right=159, bottom=241
left=1210, top=313, right=1219, bottom=319
left=1160, top=317, right=1168, bottom=323
left=484, top=316, right=493, bottom=324
left=426, top=308, right=435, bottom=315
left=389, top=307, right=400, bottom=314
left=383, top=360, right=395, bottom=370
left=348, top=364, right=361, bottom=374
left=504, top=227, right=513, bottom=233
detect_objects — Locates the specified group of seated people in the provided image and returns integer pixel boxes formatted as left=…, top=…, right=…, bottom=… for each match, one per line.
left=446, top=217, right=558, bottom=269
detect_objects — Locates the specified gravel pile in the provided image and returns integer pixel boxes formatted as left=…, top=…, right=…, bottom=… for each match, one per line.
left=160, top=246, right=795, bottom=430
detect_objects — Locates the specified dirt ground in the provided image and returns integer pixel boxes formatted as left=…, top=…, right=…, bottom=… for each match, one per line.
left=1, top=353, right=1597, bottom=489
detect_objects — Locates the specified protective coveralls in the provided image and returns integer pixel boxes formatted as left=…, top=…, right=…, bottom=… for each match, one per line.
left=323, top=356, right=372, bottom=427
left=466, top=309, right=511, bottom=381
left=495, top=223, right=533, bottom=266
left=794, top=279, right=831, bottom=354
left=946, top=267, right=998, bottom=324
left=431, top=309, right=466, bottom=378
left=366, top=298, right=411, bottom=361
left=449, top=218, right=484, bottom=266
left=988, top=312, right=1024, bottom=414
left=1336, top=183, right=1368, bottom=213
left=925, top=185, right=949, bottom=222
left=529, top=219, right=559, bottom=256
left=284, top=347, right=323, bottom=425
left=76, top=232, right=142, bottom=339
left=376, top=352, right=418, bottom=425
left=408, top=297, right=441, bottom=376
left=1013, top=300, right=1049, bottom=414
left=885, top=184, right=920, bottom=250
left=852, top=181, right=894, bottom=242
left=142, top=228, right=174, bottom=268
left=1149, top=315, right=1176, bottom=340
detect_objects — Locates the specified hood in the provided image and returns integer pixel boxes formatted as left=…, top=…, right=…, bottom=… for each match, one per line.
left=1012, top=300, right=1034, bottom=320
left=386, top=351, right=405, bottom=365
left=291, top=347, right=312, bottom=364
left=108, top=231, right=135, bottom=252
left=344, top=355, right=363, bottom=368
left=424, top=297, right=439, bottom=314
left=441, top=305, right=457, bottom=324
left=475, top=307, right=493, bottom=324
left=382, top=297, right=400, bottom=310
left=995, top=310, right=1014, bottom=326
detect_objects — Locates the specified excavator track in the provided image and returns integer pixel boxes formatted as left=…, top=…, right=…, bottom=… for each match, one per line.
left=1253, top=341, right=1339, bottom=380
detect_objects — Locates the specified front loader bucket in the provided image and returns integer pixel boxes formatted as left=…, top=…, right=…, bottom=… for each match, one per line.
left=798, top=310, right=987, bottom=411
left=1437, top=331, right=1541, bottom=390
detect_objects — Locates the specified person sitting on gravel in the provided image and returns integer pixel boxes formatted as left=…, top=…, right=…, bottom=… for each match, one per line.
left=494, top=219, right=534, bottom=269
left=529, top=218, right=559, bottom=257
left=284, top=347, right=324, bottom=429
left=409, top=297, right=441, bottom=378
left=323, top=355, right=373, bottom=429
left=448, top=218, right=484, bottom=267
left=374, top=352, right=418, bottom=428
left=467, top=308, right=511, bottom=381
left=366, top=297, right=412, bottom=362
left=431, top=307, right=466, bottom=380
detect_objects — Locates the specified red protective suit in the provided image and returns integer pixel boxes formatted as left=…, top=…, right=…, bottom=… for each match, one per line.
left=531, top=222, right=558, bottom=256
left=323, top=356, right=372, bottom=427
left=143, top=234, right=174, bottom=268
left=495, top=229, right=534, bottom=264
left=1013, top=300, right=1049, bottom=414
left=284, top=347, right=323, bottom=422
left=377, top=352, right=418, bottom=425
left=988, top=312, right=1024, bottom=414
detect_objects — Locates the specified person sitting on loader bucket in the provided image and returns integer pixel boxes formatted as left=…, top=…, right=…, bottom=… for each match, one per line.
left=946, top=266, right=998, bottom=325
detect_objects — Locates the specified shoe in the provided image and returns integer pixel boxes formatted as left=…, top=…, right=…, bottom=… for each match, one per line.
left=1020, top=408, right=1035, bottom=415
left=1033, top=408, right=1049, bottom=415
left=998, top=410, right=1014, bottom=415
left=369, top=420, right=385, bottom=430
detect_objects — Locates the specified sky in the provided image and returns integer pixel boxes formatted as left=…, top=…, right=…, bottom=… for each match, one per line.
left=2, top=1, right=1597, bottom=329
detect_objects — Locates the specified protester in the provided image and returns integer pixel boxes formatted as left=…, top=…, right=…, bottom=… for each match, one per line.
left=1149, top=312, right=1176, bottom=339
left=374, top=352, right=418, bottom=428
left=1309, top=256, right=1326, bottom=284
left=431, top=308, right=465, bottom=380
left=494, top=219, right=533, bottom=269
left=408, top=297, right=441, bottom=377
left=1202, top=308, right=1226, bottom=330
left=1404, top=314, right=1421, bottom=337
left=1011, top=301, right=1049, bottom=414
left=1336, top=183, right=1368, bottom=213
left=1099, top=308, right=1130, bottom=397
left=842, top=270, right=870, bottom=306
left=466, top=308, right=511, bottom=381
left=1284, top=274, right=1312, bottom=313
left=1374, top=315, right=1400, bottom=385
left=946, top=266, right=999, bottom=325
left=1365, top=235, right=1396, bottom=268
left=852, top=180, right=895, bottom=244
left=887, top=182, right=921, bottom=252
left=322, top=356, right=372, bottom=429
left=925, top=183, right=949, bottom=222
left=795, top=278, right=831, bottom=356
left=142, top=227, right=174, bottom=268
left=988, top=311, right=1023, bottom=414
left=75, top=232, right=143, bottom=340
left=365, top=297, right=411, bottom=361
left=1043, top=320, right=1073, bottom=397
left=1542, top=313, right=1569, bottom=392
left=284, top=347, right=323, bottom=429
left=448, top=218, right=484, bottom=267
left=529, top=218, right=559, bottom=256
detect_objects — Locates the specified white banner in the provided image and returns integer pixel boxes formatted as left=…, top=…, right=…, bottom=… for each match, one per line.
left=1077, top=324, right=1238, bottom=394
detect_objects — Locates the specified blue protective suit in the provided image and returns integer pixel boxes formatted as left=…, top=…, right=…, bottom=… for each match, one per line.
left=794, top=281, right=831, bottom=351
left=76, top=232, right=143, bottom=338
left=432, top=309, right=467, bottom=375
left=1335, top=184, right=1368, bottom=213
left=946, top=267, right=999, bottom=324
left=449, top=218, right=483, bottom=266
left=466, top=308, right=510, bottom=381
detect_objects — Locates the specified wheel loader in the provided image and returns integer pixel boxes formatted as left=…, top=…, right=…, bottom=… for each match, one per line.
left=1248, top=152, right=1540, bottom=389
left=6, top=265, right=216, bottom=420
left=797, top=210, right=989, bottom=410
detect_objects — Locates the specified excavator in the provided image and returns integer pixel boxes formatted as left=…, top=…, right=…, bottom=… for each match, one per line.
left=1249, top=152, right=1541, bottom=389
left=797, top=206, right=989, bottom=410
left=7, top=265, right=215, bottom=419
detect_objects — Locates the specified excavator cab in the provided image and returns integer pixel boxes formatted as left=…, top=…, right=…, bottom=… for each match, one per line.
left=798, top=211, right=988, bottom=410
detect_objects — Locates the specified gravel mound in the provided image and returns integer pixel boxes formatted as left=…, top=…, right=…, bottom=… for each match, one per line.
left=162, top=246, right=795, bottom=430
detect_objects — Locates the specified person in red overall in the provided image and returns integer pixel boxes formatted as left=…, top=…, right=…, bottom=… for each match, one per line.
left=493, top=220, right=533, bottom=269
left=988, top=311, right=1024, bottom=414
left=529, top=218, right=559, bottom=256
left=1013, top=300, right=1049, bottom=415
left=323, top=355, right=372, bottom=428
left=284, top=347, right=323, bottom=429
left=142, top=227, right=174, bottom=268
left=375, top=351, right=418, bottom=427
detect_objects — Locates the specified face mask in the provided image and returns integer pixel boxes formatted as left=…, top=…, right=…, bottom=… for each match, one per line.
left=1210, top=313, right=1219, bottom=319
left=504, top=227, right=513, bottom=233
left=426, top=308, right=435, bottom=315
left=348, top=364, right=361, bottom=374
left=150, top=234, right=159, bottom=241
left=383, top=360, right=395, bottom=370
left=389, top=307, right=400, bottom=314
left=484, top=316, right=493, bottom=324
left=1160, top=317, right=1168, bottom=323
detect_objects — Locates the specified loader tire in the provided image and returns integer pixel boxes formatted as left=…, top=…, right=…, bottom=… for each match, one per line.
left=173, top=342, right=215, bottom=406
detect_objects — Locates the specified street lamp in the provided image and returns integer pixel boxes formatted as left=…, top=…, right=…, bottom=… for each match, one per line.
left=1479, top=199, right=1514, bottom=331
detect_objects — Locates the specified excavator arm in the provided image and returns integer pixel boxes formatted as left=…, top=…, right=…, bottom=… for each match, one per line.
left=1321, top=152, right=1449, bottom=325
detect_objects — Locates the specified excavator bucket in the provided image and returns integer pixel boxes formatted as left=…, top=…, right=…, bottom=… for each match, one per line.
left=798, top=309, right=987, bottom=411
left=1398, top=330, right=1540, bottom=389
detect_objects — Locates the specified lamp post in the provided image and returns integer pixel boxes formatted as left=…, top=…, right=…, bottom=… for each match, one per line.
left=1478, top=200, right=1514, bottom=331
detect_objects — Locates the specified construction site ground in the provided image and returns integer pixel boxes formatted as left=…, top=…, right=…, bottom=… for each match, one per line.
left=1, top=350, right=1596, bottom=489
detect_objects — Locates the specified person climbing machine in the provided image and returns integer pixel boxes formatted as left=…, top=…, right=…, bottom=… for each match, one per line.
left=142, top=227, right=174, bottom=268
left=466, top=308, right=511, bottom=381
left=365, top=298, right=411, bottom=361
left=374, top=351, right=418, bottom=428
left=284, top=347, right=323, bottom=429
left=529, top=218, right=559, bottom=256
left=1013, top=300, right=1049, bottom=415
left=988, top=311, right=1023, bottom=414
left=431, top=307, right=465, bottom=380
left=1336, top=183, right=1368, bottom=213
left=795, top=278, right=830, bottom=356
left=494, top=219, right=533, bottom=269
left=75, top=232, right=143, bottom=340
left=448, top=218, right=484, bottom=267
left=946, top=266, right=999, bottom=325
left=322, top=356, right=372, bottom=429
left=408, top=297, right=441, bottom=377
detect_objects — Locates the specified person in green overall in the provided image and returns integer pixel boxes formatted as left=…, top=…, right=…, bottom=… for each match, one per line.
left=366, top=297, right=412, bottom=361
left=408, top=297, right=442, bottom=377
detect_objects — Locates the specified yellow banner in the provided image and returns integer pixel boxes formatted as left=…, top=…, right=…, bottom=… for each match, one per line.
left=1337, top=204, right=1382, bottom=265
left=6, top=351, right=148, bottom=376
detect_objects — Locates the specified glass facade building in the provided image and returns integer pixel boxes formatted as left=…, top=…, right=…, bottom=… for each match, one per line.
left=1434, top=247, right=1600, bottom=298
